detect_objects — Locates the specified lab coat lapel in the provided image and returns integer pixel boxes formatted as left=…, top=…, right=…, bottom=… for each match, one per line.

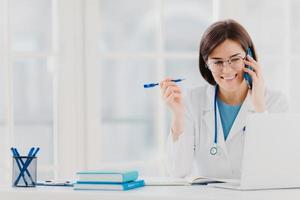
left=226, top=91, right=255, bottom=142
left=202, top=86, right=215, bottom=144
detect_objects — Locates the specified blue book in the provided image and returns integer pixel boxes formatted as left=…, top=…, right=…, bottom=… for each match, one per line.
left=76, top=170, right=138, bottom=183
left=74, top=180, right=145, bottom=191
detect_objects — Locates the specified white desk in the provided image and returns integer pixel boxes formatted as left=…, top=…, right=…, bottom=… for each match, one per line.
left=0, top=185, right=299, bottom=200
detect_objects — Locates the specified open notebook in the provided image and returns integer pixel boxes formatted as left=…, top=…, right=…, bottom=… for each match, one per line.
left=142, top=176, right=238, bottom=186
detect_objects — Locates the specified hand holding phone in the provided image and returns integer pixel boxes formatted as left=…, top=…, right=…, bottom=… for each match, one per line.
left=244, top=48, right=254, bottom=89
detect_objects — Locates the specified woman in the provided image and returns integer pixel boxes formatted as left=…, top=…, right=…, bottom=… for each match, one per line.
left=160, top=19, right=289, bottom=179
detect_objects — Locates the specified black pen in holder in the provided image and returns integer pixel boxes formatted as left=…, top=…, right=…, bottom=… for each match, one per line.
left=12, top=156, right=37, bottom=187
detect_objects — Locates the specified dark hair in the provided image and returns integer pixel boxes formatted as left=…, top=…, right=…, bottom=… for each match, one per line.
left=199, top=19, right=257, bottom=85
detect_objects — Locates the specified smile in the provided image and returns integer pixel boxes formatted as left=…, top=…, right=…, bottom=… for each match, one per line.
left=221, top=74, right=238, bottom=80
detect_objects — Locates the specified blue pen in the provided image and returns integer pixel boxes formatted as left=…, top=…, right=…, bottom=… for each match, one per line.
left=27, top=147, right=35, bottom=157
left=144, top=78, right=185, bottom=88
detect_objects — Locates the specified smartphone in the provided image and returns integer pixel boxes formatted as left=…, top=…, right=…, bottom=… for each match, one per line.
left=244, top=48, right=254, bottom=89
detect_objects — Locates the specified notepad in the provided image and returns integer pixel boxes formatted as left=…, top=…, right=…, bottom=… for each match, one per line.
left=143, top=176, right=238, bottom=186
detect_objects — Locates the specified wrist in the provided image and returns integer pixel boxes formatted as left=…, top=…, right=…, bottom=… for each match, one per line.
left=171, top=115, right=184, bottom=139
left=255, top=103, right=266, bottom=113
left=171, top=107, right=185, bottom=119
left=256, top=108, right=267, bottom=113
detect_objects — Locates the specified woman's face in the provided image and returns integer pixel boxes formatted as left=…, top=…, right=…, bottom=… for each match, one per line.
left=207, top=39, right=247, bottom=92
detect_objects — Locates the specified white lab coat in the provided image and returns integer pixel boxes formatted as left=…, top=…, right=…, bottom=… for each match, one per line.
left=165, top=85, right=289, bottom=179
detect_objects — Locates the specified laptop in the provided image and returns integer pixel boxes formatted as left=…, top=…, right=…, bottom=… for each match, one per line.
left=212, top=113, right=300, bottom=190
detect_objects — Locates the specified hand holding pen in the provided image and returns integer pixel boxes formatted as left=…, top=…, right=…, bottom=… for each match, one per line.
left=144, top=78, right=185, bottom=139
left=144, top=78, right=185, bottom=110
left=159, top=77, right=185, bottom=112
left=160, top=78, right=185, bottom=139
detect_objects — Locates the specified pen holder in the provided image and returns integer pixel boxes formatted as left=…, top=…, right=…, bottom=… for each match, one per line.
left=12, top=156, right=37, bottom=187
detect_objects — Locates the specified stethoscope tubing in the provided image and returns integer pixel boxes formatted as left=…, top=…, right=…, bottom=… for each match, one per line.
left=211, top=86, right=219, bottom=155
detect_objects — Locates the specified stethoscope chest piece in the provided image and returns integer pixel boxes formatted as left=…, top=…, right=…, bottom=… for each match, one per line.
left=210, top=146, right=218, bottom=155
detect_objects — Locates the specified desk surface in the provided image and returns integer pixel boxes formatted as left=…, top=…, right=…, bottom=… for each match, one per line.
left=0, top=185, right=299, bottom=200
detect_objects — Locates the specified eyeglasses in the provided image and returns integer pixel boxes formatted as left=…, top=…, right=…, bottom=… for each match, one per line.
left=206, top=55, right=246, bottom=73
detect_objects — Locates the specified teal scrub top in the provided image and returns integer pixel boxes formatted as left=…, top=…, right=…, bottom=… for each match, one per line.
left=217, top=97, right=242, bottom=140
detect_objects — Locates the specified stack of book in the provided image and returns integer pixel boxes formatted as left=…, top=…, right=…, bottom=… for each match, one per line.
left=74, top=170, right=145, bottom=191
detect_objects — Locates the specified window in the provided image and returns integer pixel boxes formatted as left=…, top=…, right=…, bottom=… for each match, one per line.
left=0, top=0, right=55, bottom=182
left=84, top=0, right=214, bottom=174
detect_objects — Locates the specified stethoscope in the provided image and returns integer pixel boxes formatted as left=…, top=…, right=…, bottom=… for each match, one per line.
left=210, top=86, right=246, bottom=156
left=210, top=86, right=219, bottom=156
